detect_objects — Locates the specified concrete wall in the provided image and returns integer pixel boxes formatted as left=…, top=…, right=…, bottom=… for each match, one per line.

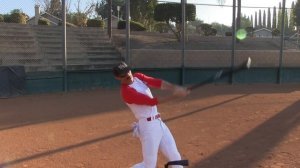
left=128, top=49, right=300, bottom=68
left=22, top=49, right=300, bottom=94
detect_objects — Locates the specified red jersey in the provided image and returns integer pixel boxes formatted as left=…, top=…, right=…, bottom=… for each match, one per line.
left=121, top=73, right=162, bottom=120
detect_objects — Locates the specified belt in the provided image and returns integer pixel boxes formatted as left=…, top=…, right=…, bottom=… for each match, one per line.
left=146, top=114, right=161, bottom=122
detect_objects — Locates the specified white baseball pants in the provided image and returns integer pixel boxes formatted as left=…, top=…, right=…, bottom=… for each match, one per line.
left=131, top=118, right=183, bottom=168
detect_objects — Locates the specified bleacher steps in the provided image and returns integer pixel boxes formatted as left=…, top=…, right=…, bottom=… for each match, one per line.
left=0, top=23, right=122, bottom=71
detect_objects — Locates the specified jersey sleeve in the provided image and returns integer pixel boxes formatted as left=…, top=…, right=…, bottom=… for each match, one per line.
left=134, top=73, right=162, bottom=89
left=121, top=85, right=158, bottom=106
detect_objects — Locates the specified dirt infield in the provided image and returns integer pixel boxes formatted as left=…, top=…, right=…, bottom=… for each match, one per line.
left=1, top=84, right=300, bottom=168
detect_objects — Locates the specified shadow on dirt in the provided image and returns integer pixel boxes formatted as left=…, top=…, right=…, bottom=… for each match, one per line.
left=0, top=88, right=127, bottom=131
left=1, top=90, right=299, bottom=167
left=0, top=93, right=253, bottom=167
left=191, top=100, right=300, bottom=168
left=0, top=129, right=132, bottom=167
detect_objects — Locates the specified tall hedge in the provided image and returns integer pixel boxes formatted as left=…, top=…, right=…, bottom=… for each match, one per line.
left=118, top=20, right=146, bottom=31
left=272, top=28, right=280, bottom=36
left=10, top=12, right=27, bottom=24
left=154, top=3, right=195, bottom=41
left=0, top=15, right=4, bottom=22
left=154, top=3, right=196, bottom=23
left=87, top=19, right=105, bottom=28
left=38, top=18, right=50, bottom=25
left=294, top=0, right=300, bottom=27
left=154, top=22, right=169, bottom=33
left=72, top=13, right=87, bottom=27
left=3, top=14, right=11, bottom=22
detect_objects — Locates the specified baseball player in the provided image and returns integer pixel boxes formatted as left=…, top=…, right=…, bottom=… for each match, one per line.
left=113, top=62, right=189, bottom=168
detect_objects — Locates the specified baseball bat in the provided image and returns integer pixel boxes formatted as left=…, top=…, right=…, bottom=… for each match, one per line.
left=187, top=57, right=252, bottom=91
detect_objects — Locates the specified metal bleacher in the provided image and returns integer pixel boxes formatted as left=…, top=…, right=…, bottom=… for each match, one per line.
left=0, top=23, right=122, bottom=72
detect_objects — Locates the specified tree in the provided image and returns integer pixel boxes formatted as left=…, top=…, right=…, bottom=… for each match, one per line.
left=255, top=11, right=257, bottom=28
left=8, top=9, right=29, bottom=24
left=272, top=28, right=280, bottom=36
left=211, top=22, right=231, bottom=36
left=289, top=1, right=296, bottom=31
left=267, top=8, right=271, bottom=29
left=96, top=0, right=156, bottom=30
left=187, top=18, right=203, bottom=34
left=197, top=23, right=217, bottom=36
left=74, top=0, right=95, bottom=16
left=70, top=0, right=96, bottom=26
left=259, top=10, right=262, bottom=28
left=154, top=3, right=196, bottom=41
left=240, top=14, right=252, bottom=28
left=284, top=9, right=289, bottom=32
left=272, top=6, right=277, bottom=29
left=277, top=2, right=282, bottom=31
left=187, top=19, right=203, bottom=27
left=37, top=0, right=71, bottom=17
left=95, top=0, right=107, bottom=18
left=49, top=0, right=62, bottom=17
left=2, top=14, right=11, bottom=23
left=0, top=15, right=3, bottom=22
left=293, top=0, right=300, bottom=46
left=246, top=26, right=255, bottom=37
left=154, top=22, right=170, bottom=33
left=38, top=0, right=62, bottom=17
left=236, top=0, right=241, bottom=31
left=130, top=0, right=157, bottom=30
left=294, top=0, right=300, bottom=28
left=263, top=10, right=266, bottom=28
left=95, top=0, right=124, bottom=19
left=71, top=12, right=87, bottom=26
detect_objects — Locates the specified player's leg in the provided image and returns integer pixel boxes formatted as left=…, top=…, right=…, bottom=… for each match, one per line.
left=159, top=122, right=183, bottom=168
left=131, top=162, right=145, bottom=168
left=139, top=119, right=163, bottom=168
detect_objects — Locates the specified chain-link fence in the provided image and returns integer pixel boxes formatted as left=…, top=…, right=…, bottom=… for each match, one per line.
left=0, top=0, right=300, bottom=71
left=0, top=0, right=300, bottom=93
left=112, top=0, right=300, bottom=84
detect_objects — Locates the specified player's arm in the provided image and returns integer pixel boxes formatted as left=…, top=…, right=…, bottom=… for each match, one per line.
left=122, top=86, right=158, bottom=106
left=134, top=73, right=162, bottom=89
left=161, top=80, right=179, bottom=91
left=157, top=80, right=190, bottom=105
left=134, top=73, right=188, bottom=94
left=161, top=80, right=190, bottom=97
left=122, top=84, right=183, bottom=105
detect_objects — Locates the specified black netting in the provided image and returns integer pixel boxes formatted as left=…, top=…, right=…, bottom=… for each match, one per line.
left=0, top=66, right=26, bottom=98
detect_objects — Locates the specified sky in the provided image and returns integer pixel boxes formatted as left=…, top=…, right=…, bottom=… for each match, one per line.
left=0, top=0, right=297, bottom=26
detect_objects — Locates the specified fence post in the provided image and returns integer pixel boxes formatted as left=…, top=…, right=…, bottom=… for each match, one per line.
left=181, top=0, right=186, bottom=85
left=230, top=0, right=237, bottom=84
left=278, top=0, right=286, bottom=84
left=62, top=0, right=68, bottom=92
left=126, top=0, right=131, bottom=65
left=108, top=0, right=112, bottom=40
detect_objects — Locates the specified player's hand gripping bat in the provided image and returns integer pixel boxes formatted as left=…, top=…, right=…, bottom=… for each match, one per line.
left=187, top=57, right=252, bottom=91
